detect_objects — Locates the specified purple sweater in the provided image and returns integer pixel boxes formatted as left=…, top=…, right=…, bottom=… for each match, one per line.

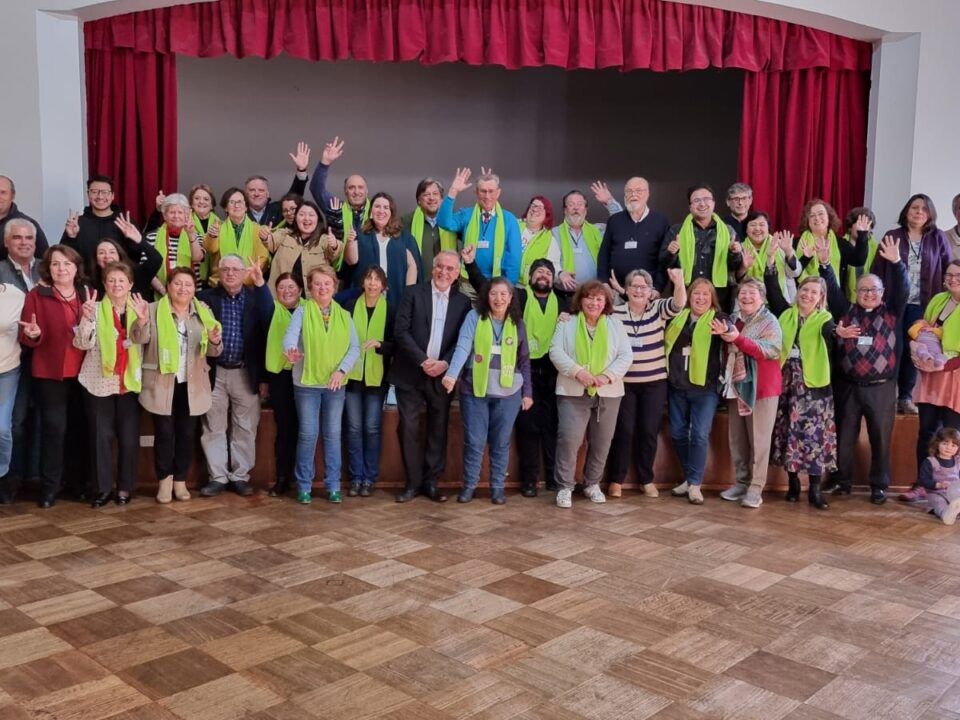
left=871, top=226, right=952, bottom=307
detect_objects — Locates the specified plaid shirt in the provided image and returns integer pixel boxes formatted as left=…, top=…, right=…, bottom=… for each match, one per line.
left=219, top=290, right=245, bottom=365
left=837, top=304, right=897, bottom=381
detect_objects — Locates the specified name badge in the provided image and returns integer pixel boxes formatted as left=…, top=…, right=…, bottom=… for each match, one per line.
left=491, top=346, right=502, bottom=356
left=624, top=241, right=638, bottom=250
left=477, top=240, right=490, bottom=250
left=682, top=347, right=692, bottom=357
left=857, top=336, right=873, bottom=347
left=789, top=347, right=801, bottom=359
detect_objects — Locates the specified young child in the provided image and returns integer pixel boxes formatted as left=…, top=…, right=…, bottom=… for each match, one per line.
left=909, top=319, right=956, bottom=372
left=918, top=427, right=960, bottom=525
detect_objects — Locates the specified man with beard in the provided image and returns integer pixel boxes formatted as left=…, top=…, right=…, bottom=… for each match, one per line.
left=402, top=178, right=458, bottom=277
left=60, top=174, right=135, bottom=264
left=551, top=189, right=616, bottom=292
left=596, top=177, right=671, bottom=291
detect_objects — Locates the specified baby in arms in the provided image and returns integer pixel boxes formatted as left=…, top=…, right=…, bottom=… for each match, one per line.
left=910, top=319, right=956, bottom=372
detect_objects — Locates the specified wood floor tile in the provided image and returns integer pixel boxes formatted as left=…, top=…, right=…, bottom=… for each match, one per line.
left=424, top=671, right=539, bottom=719
left=200, top=625, right=305, bottom=670
left=535, top=626, right=641, bottom=674
left=125, top=588, right=222, bottom=624
left=366, top=647, right=475, bottom=697
left=807, top=677, right=931, bottom=720
left=430, top=588, right=524, bottom=624
left=242, top=646, right=355, bottom=697
left=483, top=574, right=566, bottom=605
left=556, top=673, right=673, bottom=719
left=293, top=672, right=413, bottom=719
left=523, top=560, right=607, bottom=588
left=387, top=607, right=477, bottom=646
left=432, top=626, right=529, bottom=669
left=331, top=588, right=422, bottom=623
left=0, top=609, right=38, bottom=639
left=159, top=672, right=283, bottom=720
left=0, top=650, right=110, bottom=702
left=608, top=649, right=710, bottom=701
left=724, top=650, right=837, bottom=701
left=83, top=627, right=190, bottom=671
left=0, top=628, right=72, bottom=670
left=689, top=675, right=800, bottom=719
left=649, top=627, right=755, bottom=673
left=315, top=625, right=419, bottom=670
left=20, top=675, right=151, bottom=719
left=269, top=607, right=367, bottom=646
left=119, top=648, right=234, bottom=700
left=18, top=589, right=115, bottom=625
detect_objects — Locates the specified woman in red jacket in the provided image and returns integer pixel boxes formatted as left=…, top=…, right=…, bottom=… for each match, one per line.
left=19, top=245, right=91, bottom=507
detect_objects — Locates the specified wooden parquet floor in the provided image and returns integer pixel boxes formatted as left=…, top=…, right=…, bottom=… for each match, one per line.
left=1, top=486, right=960, bottom=719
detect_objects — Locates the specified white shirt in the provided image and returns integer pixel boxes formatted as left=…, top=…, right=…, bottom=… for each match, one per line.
left=376, top=235, right=390, bottom=275
left=426, top=282, right=451, bottom=360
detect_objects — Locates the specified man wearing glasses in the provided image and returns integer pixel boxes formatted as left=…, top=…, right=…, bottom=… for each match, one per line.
left=60, top=174, right=135, bottom=263
left=722, top=182, right=753, bottom=240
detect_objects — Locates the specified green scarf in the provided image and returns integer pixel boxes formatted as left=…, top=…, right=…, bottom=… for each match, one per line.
left=339, top=200, right=371, bottom=270
left=193, top=213, right=212, bottom=281
left=664, top=308, right=716, bottom=386
left=410, top=207, right=458, bottom=255
left=743, top=237, right=787, bottom=296
left=347, top=296, right=387, bottom=386
left=97, top=299, right=142, bottom=392
left=559, top=221, right=603, bottom=274
left=219, top=218, right=256, bottom=259
left=778, top=306, right=832, bottom=388
left=678, top=214, right=730, bottom=287
left=924, top=291, right=960, bottom=354
left=464, top=203, right=505, bottom=277
left=522, top=288, right=558, bottom=360
left=300, top=300, right=352, bottom=386
left=518, top=222, right=554, bottom=287
left=472, top=316, right=518, bottom=398
left=154, top=225, right=193, bottom=285
left=156, top=296, right=220, bottom=375
left=575, top=313, right=609, bottom=396
left=265, top=299, right=304, bottom=373
left=844, top=233, right=877, bottom=302
left=798, top=230, right=841, bottom=282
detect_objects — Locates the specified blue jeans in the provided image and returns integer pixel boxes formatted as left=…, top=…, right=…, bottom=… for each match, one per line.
left=461, top=391, right=523, bottom=490
left=294, top=386, right=346, bottom=493
left=898, top=302, right=923, bottom=401
left=668, top=387, right=719, bottom=486
left=0, top=366, right=20, bottom=477
left=344, top=388, right=385, bottom=485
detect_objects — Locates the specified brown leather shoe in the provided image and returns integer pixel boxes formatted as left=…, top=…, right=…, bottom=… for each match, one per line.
left=608, top=483, right=622, bottom=498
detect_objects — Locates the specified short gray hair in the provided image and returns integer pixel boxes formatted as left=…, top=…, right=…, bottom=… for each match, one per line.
left=727, top=182, right=752, bottom=198
left=161, top=193, right=191, bottom=214
left=0, top=175, right=14, bottom=194
left=736, top=277, right=767, bottom=301
left=857, top=273, right=883, bottom=290
left=219, top=253, right=247, bottom=268
left=476, top=172, right=501, bottom=188
left=3, top=217, right=36, bottom=241
left=623, top=269, right=653, bottom=288
left=433, top=249, right=460, bottom=268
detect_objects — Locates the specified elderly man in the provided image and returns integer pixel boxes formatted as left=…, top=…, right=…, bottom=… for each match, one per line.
left=437, top=167, right=521, bottom=288
left=0, top=176, right=48, bottom=259
left=662, top=184, right=744, bottom=310
left=551, top=188, right=619, bottom=292
left=245, top=141, right=311, bottom=229
left=60, top=174, right=135, bottom=263
left=596, top=176, right=671, bottom=290
left=309, top=136, right=367, bottom=243
left=822, top=236, right=906, bottom=505
left=402, top=178, right=458, bottom=275
left=198, top=255, right=269, bottom=497
left=391, top=250, right=472, bottom=502
left=722, top=182, right=753, bottom=239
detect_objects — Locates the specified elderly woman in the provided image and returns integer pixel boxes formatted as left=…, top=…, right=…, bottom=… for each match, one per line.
left=204, top=187, right=269, bottom=287
left=716, top=278, right=783, bottom=508
left=19, top=245, right=91, bottom=508
left=550, top=280, right=632, bottom=508
left=283, top=266, right=360, bottom=504
left=89, top=237, right=161, bottom=303
left=518, top=196, right=555, bottom=286
left=797, top=199, right=869, bottom=286
left=188, top=184, right=217, bottom=285
left=0, top=280, right=25, bottom=504
left=267, top=200, right=340, bottom=298
left=147, top=194, right=205, bottom=297
left=345, top=192, right=421, bottom=304
left=766, top=238, right=837, bottom=510
left=605, top=266, right=685, bottom=498
left=872, top=194, right=953, bottom=415
left=443, top=277, right=533, bottom=504
left=74, top=263, right=150, bottom=506
left=665, top=278, right=724, bottom=505
left=735, top=210, right=800, bottom=304
left=136, top=268, right=222, bottom=504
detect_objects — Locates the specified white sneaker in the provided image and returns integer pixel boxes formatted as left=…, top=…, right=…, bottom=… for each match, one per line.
left=720, top=484, right=747, bottom=502
left=671, top=481, right=689, bottom=497
left=943, top=498, right=960, bottom=526
left=583, top=484, right=606, bottom=503
left=556, top=489, right=573, bottom=508
left=688, top=485, right=704, bottom=504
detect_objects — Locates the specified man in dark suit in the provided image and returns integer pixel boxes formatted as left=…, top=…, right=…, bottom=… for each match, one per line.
left=197, top=255, right=269, bottom=497
left=390, top=250, right=471, bottom=503
left=246, top=141, right=312, bottom=230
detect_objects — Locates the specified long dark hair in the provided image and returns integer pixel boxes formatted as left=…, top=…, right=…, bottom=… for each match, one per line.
left=90, top=239, right=133, bottom=291
left=898, top=193, right=938, bottom=234
left=361, top=192, right=402, bottom=237
left=294, top=201, right=329, bottom=250
left=477, top=277, right=522, bottom=325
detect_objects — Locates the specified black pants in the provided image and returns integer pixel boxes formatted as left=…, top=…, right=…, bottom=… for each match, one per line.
left=514, top=360, right=558, bottom=488
left=395, top=378, right=453, bottom=492
left=834, top=377, right=895, bottom=491
left=85, top=390, right=141, bottom=495
left=917, top=402, right=960, bottom=470
left=268, top=370, right=297, bottom=480
left=35, top=377, right=88, bottom=498
left=607, top=379, right=668, bottom=485
left=153, top=382, right=199, bottom=481
left=9, top=354, right=40, bottom=482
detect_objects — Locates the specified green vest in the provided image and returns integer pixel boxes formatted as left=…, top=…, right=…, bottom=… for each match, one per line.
left=301, top=300, right=353, bottom=386
left=347, top=296, right=387, bottom=386
left=472, top=316, right=518, bottom=398
left=219, top=218, right=256, bottom=259
left=778, top=307, right=832, bottom=389
left=678, top=214, right=730, bottom=287
left=522, top=289, right=558, bottom=360
left=664, top=308, right=716, bottom=386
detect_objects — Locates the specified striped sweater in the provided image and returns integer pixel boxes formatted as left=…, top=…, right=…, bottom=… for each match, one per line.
left=613, top=298, right=681, bottom=383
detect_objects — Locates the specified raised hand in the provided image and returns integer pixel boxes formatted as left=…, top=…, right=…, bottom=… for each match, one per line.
left=258, top=222, right=273, bottom=242
left=815, top=237, right=831, bottom=265
left=590, top=181, right=613, bottom=206
left=666, top=267, right=685, bottom=288
left=130, top=293, right=149, bottom=321
left=114, top=212, right=142, bottom=243
left=321, top=136, right=344, bottom=166
left=208, top=216, right=220, bottom=238
left=461, top=244, right=476, bottom=265
left=776, top=230, right=795, bottom=256
left=329, top=196, right=342, bottom=211
left=449, top=167, right=472, bottom=196
left=81, top=288, right=98, bottom=320
left=248, top=257, right=264, bottom=287
left=608, top=269, right=624, bottom=296
left=19, top=313, right=41, bottom=340
left=877, top=234, right=901, bottom=264
left=441, top=376, right=456, bottom=394
left=799, top=235, right=815, bottom=258
left=289, top=141, right=311, bottom=172
left=741, top=244, right=756, bottom=271
left=836, top=321, right=861, bottom=340
left=666, top=237, right=680, bottom=255
left=853, top=213, right=873, bottom=234
left=729, top=240, right=743, bottom=255
left=155, top=190, right=166, bottom=211
left=284, top=347, right=304, bottom=363
left=65, top=210, right=80, bottom=239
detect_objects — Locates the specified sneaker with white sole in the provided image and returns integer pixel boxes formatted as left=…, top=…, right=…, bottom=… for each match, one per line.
left=720, top=484, right=747, bottom=502
left=556, top=489, right=573, bottom=508
left=942, top=498, right=960, bottom=526
left=688, top=485, right=704, bottom=504
left=671, top=481, right=690, bottom=497
left=583, top=484, right=606, bottom=503
left=643, top=484, right=660, bottom=498
left=741, top=488, right=763, bottom=508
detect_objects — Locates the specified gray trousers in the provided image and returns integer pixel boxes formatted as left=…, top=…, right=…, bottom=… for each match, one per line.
left=928, top=482, right=960, bottom=518
left=554, top=394, right=621, bottom=491
left=201, top=367, right=261, bottom=485
left=728, top=396, right=779, bottom=492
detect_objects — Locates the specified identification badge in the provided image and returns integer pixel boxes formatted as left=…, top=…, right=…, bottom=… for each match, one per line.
left=857, top=336, right=873, bottom=347
left=477, top=240, right=490, bottom=250
left=789, top=347, right=801, bottom=359
left=624, top=241, right=638, bottom=250
left=491, top=346, right=502, bottom=356
left=682, top=347, right=692, bottom=357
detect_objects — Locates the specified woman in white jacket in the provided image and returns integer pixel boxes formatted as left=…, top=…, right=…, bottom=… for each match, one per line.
left=549, top=280, right=632, bottom=508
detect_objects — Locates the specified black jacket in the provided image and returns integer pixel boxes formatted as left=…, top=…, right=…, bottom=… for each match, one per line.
left=247, top=173, right=309, bottom=229
left=199, top=284, right=269, bottom=392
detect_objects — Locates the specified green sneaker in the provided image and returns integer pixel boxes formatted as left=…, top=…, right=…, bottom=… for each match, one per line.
left=297, top=491, right=311, bottom=504
left=328, top=490, right=342, bottom=504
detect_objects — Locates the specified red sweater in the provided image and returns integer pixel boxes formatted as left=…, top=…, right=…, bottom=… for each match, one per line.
left=733, top=333, right=783, bottom=400
left=20, top=286, right=87, bottom=380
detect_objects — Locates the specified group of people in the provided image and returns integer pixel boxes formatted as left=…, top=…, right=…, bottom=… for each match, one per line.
left=1, top=136, right=959, bottom=526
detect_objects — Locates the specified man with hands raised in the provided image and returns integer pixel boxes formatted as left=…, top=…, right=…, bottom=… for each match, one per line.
left=309, top=136, right=365, bottom=242
left=62, top=175, right=139, bottom=264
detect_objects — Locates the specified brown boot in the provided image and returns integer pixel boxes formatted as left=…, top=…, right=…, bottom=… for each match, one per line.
left=156, top=476, right=173, bottom=504
left=173, top=481, right=191, bottom=501
left=608, top=483, right=622, bottom=498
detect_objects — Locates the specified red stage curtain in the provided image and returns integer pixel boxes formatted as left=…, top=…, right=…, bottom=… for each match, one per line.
left=83, top=0, right=872, bottom=228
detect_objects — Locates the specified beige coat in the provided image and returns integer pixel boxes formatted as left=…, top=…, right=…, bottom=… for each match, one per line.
left=266, top=228, right=337, bottom=296
left=132, top=300, right=223, bottom=416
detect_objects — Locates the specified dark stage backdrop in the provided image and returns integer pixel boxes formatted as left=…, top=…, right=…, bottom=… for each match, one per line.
left=178, top=55, right=743, bottom=225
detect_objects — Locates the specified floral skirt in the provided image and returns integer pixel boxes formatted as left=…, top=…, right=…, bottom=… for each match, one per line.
left=770, top=358, right=837, bottom=475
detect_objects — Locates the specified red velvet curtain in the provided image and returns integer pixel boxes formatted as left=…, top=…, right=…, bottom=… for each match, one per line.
left=83, top=0, right=872, bottom=229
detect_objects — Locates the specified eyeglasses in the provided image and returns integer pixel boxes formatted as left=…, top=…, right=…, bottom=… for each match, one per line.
left=88, top=189, right=112, bottom=196
left=945, top=272, right=960, bottom=279
left=690, top=198, right=713, bottom=206
left=728, top=195, right=751, bottom=203
left=857, top=287, right=883, bottom=294
left=629, top=284, right=650, bottom=290
left=220, top=267, right=245, bottom=274
left=227, top=199, right=246, bottom=207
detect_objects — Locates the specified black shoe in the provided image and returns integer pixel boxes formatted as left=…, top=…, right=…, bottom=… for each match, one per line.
left=115, top=493, right=131, bottom=506
left=91, top=492, right=113, bottom=508
left=396, top=488, right=418, bottom=503
left=545, top=479, right=559, bottom=492
left=808, top=481, right=829, bottom=510
left=870, top=488, right=887, bottom=505
left=234, top=481, right=254, bottom=497
left=347, top=482, right=361, bottom=498
left=785, top=476, right=801, bottom=503
left=491, top=489, right=506, bottom=505
left=457, top=488, right=475, bottom=503
left=359, top=483, right=373, bottom=497
left=38, top=495, right=56, bottom=509
left=0, top=477, right=15, bottom=505
left=268, top=478, right=289, bottom=497
left=423, top=486, right=448, bottom=503
left=199, top=482, right=224, bottom=497
left=521, top=484, right=537, bottom=498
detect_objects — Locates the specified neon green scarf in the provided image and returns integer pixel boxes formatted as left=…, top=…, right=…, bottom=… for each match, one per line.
left=798, top=230, right=841, bottom=282
left=664, top=308, right=716, bottom=386
left=339, top=200, right=371, bottom=270
left=265, top=299, right=304, bottom=373
left=559, top=221, right=603, bottom=274
left=844, top=233, right=877, bottom=302
left=154, top=225, right=193, bottom=285
left=778, top=307, right=832, bottom=388
left=522, top=288, right=558, bottom=360
left=472, top=316, right=518, bottom=398
left=575, top=313, right=609, bottom=396
left=300, top=300, right=352, bottom=386
left=678, top=214, right=730, bottom=287
left=464, top=203, right=505, bottom=277
left=97, top=299, right=142, bottom=392
left=218, top=218, right=256, bottom=259
left=156, top=296, right=220, bottom=375
left=410, top=207, right=458, bottom=255
left=193, top=213, right=212, bottom=281
left=924, top=291, right=960, bottom=354
left=518, top=222, right=554, bottom=286
left=347, top=296, right=387, bottom=386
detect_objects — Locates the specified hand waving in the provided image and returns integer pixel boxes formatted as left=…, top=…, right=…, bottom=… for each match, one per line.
left=321, top=136, right=344, bottom=165
left=65, top=210, right=80, bottom=239
left=290, top=141, right=311, bottom=172
left=449, top=167, right=472, bottom=196
left=590, top=181, right=613, bottom=206
left=114, top=212, right=142, bottom=243
left=877, top=234, right=901, bottom=264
